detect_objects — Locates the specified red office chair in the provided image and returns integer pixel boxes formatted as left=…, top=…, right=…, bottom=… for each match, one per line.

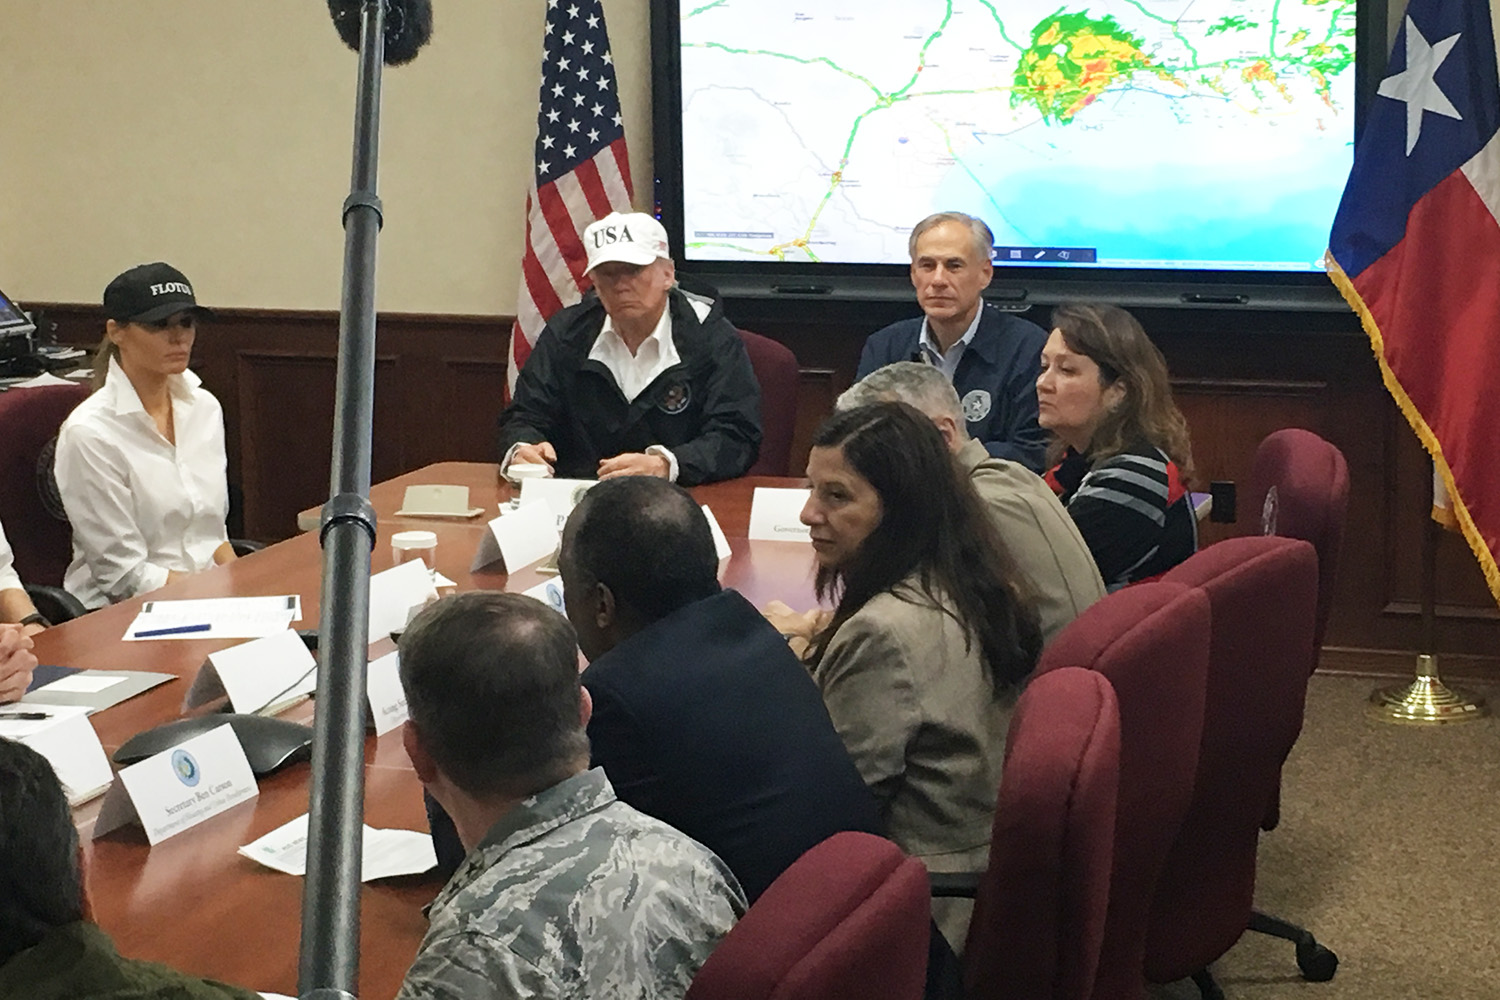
left=1245, top=428, right=1349, bottom=654
left=0, top=382, right=89, bottom=586
left=737, top=329, right=799, bottom=477
left=1150, top=536, right=1336, bottom=998
left=960, top=667, right=1121, bottom=1000
left=1034, top=582, right=1210, bottom=1000
left=686, top=831, right=930, bottom=1000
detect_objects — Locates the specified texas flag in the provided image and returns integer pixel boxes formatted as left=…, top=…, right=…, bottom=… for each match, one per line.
left=1327, top=0, right=1500, bottom=606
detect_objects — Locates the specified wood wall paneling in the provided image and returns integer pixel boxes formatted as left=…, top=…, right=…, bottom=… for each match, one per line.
left=29, top=297, right=1500, bottom=679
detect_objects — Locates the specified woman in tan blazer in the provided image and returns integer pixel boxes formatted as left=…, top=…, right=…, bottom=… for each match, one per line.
left=772, top=400, right=1042, bottom=950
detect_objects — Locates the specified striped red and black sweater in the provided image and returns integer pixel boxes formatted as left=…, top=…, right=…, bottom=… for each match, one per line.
left=1045, top=441, right=1197, bottom=591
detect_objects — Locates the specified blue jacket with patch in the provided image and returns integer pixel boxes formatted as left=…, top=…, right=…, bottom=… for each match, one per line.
left=856, top=304, right=1049, bottom=472
left=498, top=287, right=762, bottom=485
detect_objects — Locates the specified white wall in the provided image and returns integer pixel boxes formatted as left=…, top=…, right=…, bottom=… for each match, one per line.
left=0, top=0, right=653, bottom=313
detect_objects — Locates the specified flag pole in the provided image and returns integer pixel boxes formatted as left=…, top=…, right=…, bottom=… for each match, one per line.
left=1368, top=464, right=1488, bottom=724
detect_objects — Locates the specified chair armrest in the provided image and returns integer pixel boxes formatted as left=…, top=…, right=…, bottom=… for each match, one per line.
left=929, top=871, right=983, bottom=898
left=230, top=538, right=266, bottom=557
left=23, top=584, right=89, bottom=626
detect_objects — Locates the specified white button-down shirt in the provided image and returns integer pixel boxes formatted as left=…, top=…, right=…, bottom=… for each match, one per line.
left=55, top=357, right=230, bottom=608
left=587, top=302, right=682, bottom=404
left=918, top=306, right=984, bottom=382
left=0, top=519, right=21, bottom=595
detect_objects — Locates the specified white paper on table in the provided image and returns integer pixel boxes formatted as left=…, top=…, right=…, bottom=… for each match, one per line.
left=124, top=595, right=301, bottom=641
left=35, top=673, right=125, bottom=694
left=12, top=371, right=74, bottom=388
left=259, top=994, right=296, bottom=1000
left=238, top=813, right=437, bottom=881
left=518, top=476, right=597, bottom=529
left=747, top=487, right=813, bottom=542
left=432, top=570, right=457, bottom=589
left=0, top=704, right=113, bottom=805
left=368, top=559, right=440, bottom=643
left=188, top=630, right=317, bottom=714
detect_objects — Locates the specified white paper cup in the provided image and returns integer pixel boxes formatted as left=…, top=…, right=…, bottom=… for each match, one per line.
left=391, top=530, right=438, bottom=570
left=506, top=462, right=553, bottom=483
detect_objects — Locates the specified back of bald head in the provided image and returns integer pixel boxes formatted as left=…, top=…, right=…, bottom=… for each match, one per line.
left=562, top=476, right=721, bottom=623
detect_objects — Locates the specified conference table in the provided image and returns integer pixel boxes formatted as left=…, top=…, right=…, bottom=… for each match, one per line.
left=35, top=462, right=814, bottom=1000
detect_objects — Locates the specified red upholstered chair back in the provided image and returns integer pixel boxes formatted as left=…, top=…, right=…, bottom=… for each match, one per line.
left=0, top=383, right=89, bottom=586
left=964, top=667, right=1121, bottom=1000
left=737, top=329, right=799, bottom=476
left=686, top=831, right=929, bottom=1000
left=1245, top=428, right=1349, bottom=653
left=1144, top=536, right=1319, bottom=983
left=1035, top=582, right=1209, bottom=1000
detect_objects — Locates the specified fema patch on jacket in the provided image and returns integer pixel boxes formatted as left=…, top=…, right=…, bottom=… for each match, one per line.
left=658, top=381, right=692, bottom=415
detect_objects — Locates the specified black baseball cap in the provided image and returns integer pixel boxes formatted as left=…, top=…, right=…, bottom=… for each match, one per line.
left=103, top=262, right=214, bottom=324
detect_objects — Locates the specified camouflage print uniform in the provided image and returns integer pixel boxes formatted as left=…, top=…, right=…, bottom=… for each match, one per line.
left=396, top=768, right=746, bottom=1000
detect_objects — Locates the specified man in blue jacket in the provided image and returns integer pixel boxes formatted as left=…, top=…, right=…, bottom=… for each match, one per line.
left=560, top=476, right=883, bottom=902
left=857, top=211, right=1050, bottom=472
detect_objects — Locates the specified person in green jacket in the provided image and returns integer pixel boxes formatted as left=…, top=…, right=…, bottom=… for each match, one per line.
left=0, top=737, right=262, bottom=1000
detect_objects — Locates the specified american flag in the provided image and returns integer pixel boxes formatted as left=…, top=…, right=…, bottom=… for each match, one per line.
left=508, top=0, right=635, bottom=394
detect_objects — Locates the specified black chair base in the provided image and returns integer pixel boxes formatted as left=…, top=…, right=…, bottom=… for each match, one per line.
left=1248, top=909, right=1339, bottom=981
left=1191, top=967, right=1226, bottom=1000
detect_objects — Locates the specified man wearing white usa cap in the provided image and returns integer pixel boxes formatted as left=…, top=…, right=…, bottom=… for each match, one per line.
left=498, top=211, right=762, bottom=485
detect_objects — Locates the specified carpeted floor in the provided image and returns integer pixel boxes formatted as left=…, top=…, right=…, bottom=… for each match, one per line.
left=1151, top=672, right=1500, bottom=1000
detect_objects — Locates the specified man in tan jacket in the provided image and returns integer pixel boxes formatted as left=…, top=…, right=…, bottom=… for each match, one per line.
left=838, top=362, right=1105, bottom=643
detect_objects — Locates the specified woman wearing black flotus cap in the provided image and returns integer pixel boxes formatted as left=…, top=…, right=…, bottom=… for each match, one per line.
left=53, top=263, right=236, bottom=609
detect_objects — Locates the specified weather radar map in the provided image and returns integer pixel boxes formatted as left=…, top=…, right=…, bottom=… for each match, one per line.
left=678, top=0, right=1358, bottom=271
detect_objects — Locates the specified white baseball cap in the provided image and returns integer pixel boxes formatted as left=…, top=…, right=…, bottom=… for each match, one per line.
left=583, top=212, right=671, bottom=274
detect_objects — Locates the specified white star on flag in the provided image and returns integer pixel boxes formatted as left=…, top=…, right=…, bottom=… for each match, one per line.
left=1377, top=16, right=1463, bottom=155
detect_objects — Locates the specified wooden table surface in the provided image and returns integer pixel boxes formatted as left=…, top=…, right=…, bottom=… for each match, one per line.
left=39, top=462, right=811, bottom=999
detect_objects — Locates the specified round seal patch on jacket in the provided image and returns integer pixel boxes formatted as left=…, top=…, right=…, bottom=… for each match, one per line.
left=658, top=382, right=692, bottom=414
left=961, top=389, right=992, bottom=422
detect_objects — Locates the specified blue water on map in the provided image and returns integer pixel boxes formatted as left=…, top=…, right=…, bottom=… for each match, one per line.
left=929, top=81, right=1354, bottom=271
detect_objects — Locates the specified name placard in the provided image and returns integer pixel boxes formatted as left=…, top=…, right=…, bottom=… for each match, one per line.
left=366, top=650, right=409, bottom=737
left=522, top=576, right=568, bottom=618
left=701, top=504, right=733, bottom=561
left=185, top=630, right=317, bottom=714
left=369, top=559, right=440, bottom=643
left=1, top=705, right=114, bottom=806
left=747, top=487, right=813, bottom=542
left=471, top=501, right=559, bottom=574
left=93, top=724, right=259, bottom=845
left=518, top=477, right=598, bottom=529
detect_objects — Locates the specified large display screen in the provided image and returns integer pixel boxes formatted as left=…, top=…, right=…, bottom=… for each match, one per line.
left=661, top=0, right=1370, bottom=295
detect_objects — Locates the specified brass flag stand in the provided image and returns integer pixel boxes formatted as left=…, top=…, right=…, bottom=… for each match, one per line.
left=1368, top=483, right=1488, bottom=724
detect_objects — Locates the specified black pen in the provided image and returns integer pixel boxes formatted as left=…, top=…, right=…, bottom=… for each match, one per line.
left=0, top=711, right=52, bottom=721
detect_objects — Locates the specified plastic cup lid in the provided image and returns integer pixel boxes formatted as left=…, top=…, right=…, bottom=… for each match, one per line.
left=391, top=530, right=438, bottom=549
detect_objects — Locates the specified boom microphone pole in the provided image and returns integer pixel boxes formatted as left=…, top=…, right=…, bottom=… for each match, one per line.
left=301, top=3, right=431, bottom=998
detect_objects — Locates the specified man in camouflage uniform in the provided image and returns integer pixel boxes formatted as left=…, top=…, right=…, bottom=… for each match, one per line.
left=396, top=592, right=745, bottom=1000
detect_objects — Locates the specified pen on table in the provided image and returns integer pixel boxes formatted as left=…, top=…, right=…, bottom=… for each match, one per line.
left=132, top=623, right=213, bottom=639
left=0, top=711, right=52, bottom=721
